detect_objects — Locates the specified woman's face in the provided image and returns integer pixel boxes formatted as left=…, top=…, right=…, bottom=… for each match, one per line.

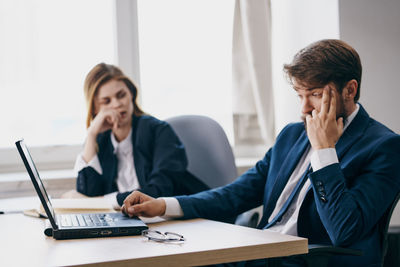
left=94, top=79, right=134, bottom=128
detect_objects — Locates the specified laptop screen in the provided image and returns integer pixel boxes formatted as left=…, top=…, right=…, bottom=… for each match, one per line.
left=15, top=140, right=58, bottom=229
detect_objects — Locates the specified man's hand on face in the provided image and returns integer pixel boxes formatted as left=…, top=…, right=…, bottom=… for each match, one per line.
left=305, top=85, right=344, bottom=150
left=121, top=191, right=167, bottom=218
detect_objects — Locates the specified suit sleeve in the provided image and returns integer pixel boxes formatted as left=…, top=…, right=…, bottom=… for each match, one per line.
left=175, top=149, right=271, bottom=222
left=174, top=123, right=301, bottom=223
left=76, top=166, right=106, bottom=197
left=76, top=136, right=117, bottom=197
left=309, top=135, right=400, bottom=246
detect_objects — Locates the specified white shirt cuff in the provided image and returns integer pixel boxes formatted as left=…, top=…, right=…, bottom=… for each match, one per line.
left=73, top=153, right=103, bottom=175
left=310, top=148, right=339, bottom=171
left=161, top=197, right=184, bottom=218
left=104, top=192, right=120, bottom=209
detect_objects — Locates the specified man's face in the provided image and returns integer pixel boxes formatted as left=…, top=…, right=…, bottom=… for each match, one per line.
left=293, top=80, right=347, bottom=127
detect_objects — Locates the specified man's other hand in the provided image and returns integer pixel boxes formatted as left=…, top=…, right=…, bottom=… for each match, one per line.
left=121, top=191, right=166, bottom=218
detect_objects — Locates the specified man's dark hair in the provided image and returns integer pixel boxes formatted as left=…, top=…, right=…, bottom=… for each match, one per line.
left=283, top=39, right=362, bottom=102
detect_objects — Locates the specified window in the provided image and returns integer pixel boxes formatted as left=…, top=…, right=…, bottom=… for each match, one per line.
left=0, top=0, right=116, bottom=149
left=270, top=0, right=339, bottom=135
left=137, top=0, right=235, bottom=143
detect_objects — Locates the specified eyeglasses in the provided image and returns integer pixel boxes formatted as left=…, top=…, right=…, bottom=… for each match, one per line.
left=142, top=230, right=186, bottom=243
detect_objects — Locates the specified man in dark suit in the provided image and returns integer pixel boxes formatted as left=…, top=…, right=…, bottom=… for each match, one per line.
left=121, top=39, right=400, bottom=266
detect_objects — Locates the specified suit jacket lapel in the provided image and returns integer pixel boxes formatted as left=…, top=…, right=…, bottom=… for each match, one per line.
left=261, top=129, right=310, bottom=227
left=131, top=115, right=146, bottom=187
left=100, top=132, right=118, bottom=192
left=336, top=104, right=370, bottom=160
left=273, top=130, right=310, bottom=193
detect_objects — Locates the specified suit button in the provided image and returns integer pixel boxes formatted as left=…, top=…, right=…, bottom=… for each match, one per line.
left=317, top=185, right=324, bottom=192
left=320, top=196, right=327, bottom=203
left=316, top=181, right=323, bottom=186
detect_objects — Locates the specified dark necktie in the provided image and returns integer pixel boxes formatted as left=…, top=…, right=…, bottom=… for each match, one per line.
left=262, top=164, right=312, bottom=229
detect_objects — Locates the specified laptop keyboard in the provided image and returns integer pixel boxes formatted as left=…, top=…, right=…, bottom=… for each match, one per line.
left=59, top=214, right=116, bottom=227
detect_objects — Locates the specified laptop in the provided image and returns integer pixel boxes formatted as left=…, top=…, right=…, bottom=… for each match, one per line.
left=15, top=139, right=148, bottom=240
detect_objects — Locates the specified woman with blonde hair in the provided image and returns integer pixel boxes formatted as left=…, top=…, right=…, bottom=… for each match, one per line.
left=74, top=63, right=208, bottom=208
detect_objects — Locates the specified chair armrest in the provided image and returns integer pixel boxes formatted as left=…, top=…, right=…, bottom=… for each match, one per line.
left=308, top=244, right=363, bottom=256
left=301, top=244, right=363, bottom=267
left=235, top=210, right=260, bottom=228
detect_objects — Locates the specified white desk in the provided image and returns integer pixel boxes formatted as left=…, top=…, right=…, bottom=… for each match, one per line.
left=0, top=213, right=307, bottom=267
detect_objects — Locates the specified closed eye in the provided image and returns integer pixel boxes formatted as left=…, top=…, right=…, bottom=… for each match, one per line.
left=100, top=98, right=110, bottom=105
left=117, top=91, right=126, bottom=99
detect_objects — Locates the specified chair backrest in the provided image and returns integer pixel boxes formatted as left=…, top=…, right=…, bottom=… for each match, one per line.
left=381, top=191, right=400, bottom=259
left=166, top=115, right=238, bottom=189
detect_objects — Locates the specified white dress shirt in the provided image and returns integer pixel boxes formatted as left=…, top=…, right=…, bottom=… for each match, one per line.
left=74, top=129, right=140, bottom=208
left=162, top=104, right=360, bottom=231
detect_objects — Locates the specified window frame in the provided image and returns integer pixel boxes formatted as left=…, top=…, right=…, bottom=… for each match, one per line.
left=0, top=0, right=139, bottom=175
left=0, top=144, right=82, bottom=173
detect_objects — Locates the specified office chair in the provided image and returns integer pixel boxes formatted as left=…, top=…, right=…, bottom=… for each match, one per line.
left=381, top=192, right=400, bottom=267
left=384, top=224, right=400, bottom=267
left=166, top=115, right=259, bottom=228
left=267, top=191, right=400, bottom=267
left=298, top=191, right=400, bottom=267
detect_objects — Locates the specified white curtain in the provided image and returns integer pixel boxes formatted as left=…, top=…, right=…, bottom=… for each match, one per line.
left=232, top=0, right=274, bottom=147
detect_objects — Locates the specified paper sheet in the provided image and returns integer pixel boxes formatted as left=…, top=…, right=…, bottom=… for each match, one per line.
left=39, top=198, right=115, bottom=214
left=51, top=198, right=113, bottom=209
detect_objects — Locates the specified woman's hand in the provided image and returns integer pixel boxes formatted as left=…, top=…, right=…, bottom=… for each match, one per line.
left=122, top=191, right=167, bottom=218
left=87, top=108, right=122, bottom=137
left=82, top=108, right=121, bottom=163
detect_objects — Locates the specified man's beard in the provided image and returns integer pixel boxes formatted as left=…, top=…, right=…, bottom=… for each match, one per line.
left=301, top=96, right=347, bottom=131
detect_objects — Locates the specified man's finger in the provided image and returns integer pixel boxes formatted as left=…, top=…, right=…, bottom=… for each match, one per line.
left=311, top=109, right=317, bottom=118
left=320, top=86, right=330, bottom=115
left=123, top=192, right=139, bottom=211
left=127, top=205, right=135, bottom=214
left=329, top=88, right=337, bottom=117
left=128, top=203, right=146, bottom=217
left=305, top=114, right=312, bottom=124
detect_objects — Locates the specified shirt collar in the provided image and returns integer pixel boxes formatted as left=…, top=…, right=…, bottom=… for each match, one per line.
left=111, top=128, right=133, bottom=155
left=343, top=103, right=360, bottom=132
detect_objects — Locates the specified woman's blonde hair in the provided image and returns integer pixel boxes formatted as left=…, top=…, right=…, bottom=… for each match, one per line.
left=83, top=63, right=144, bottom=128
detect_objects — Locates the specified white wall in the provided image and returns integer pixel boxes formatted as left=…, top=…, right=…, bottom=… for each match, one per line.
left=339, top=0, right=400, bottom=225
left=339, top=0, right=400, bottom=134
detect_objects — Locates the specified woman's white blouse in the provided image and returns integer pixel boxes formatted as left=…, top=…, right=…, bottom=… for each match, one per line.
left=74, top=129, right=140, bottom=208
